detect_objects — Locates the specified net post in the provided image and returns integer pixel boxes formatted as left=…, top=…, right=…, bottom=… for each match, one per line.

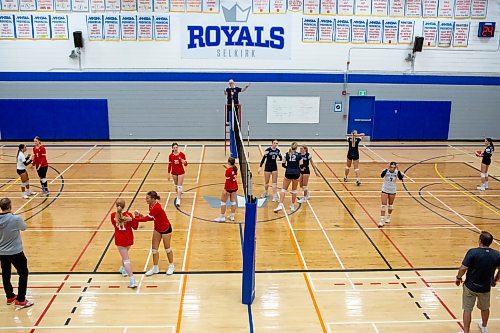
left=229, top=107, right=238, bottom=159
left=242, top=196, right=257, bottom=305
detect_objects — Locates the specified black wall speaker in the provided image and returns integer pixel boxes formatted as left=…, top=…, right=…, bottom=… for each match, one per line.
left=413, top=36, right=424, bottom=52
left=73, top=31, right=83, bottom=48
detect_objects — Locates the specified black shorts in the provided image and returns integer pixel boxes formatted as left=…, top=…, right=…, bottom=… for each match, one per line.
left=16, top=169, right=27, bottom=176
left=226, top=188, right=238, bottom=194
left=285, top=173, right=300, bottom=180
left=381, top=191, right=396, bottom=196
left=157, top=225, right=173, bottom=235
left=347, top=153, right=359, bottom=161
left=300, top=168, right=310, bottom=175
left=37, top=166, right=48, bottom=179
left=481, top=158, right=491, bottom=166
left=264, top=165, right=278, bottom=173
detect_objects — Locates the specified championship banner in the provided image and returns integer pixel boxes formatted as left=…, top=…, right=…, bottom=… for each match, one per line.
left=186, top=0, right=202, bottom=11
left=87, top=15, right=104, bottom=40
left=437, top=0, right=453, bottom=17
left=371, top=0, right=388, bottom=16
left=335, top=18, right=350, bottom=42
left=337, top=0, right=354, bottom=15
left=398, top=19, right=414, bottom=43
left=318, top=17, right=333, bottom=42
left=105, top=0, right=121, bottom=11
left=36, top=0, right=53, bottom=10
left=438, top=20, right=453, bottom=46
left=154, top=15, right=169, bottom=40
left=303, top=0, right=319, bottom=14
left=138, top=0, right=152, bottom=11
left=288, top=0, right=302, bottom=11
left=1, top=0, right=19, bottom=11
left=120, top=14, right=136, bottom=40
left=14, top=14, right=33, bottom=39
left=50, top=14, right=69, bottom=39
left=253, top=0, right=269, bottom=12
left=454, top=0, right=470, bottom=18
left=354, top=0, right=371, bottom=15
left=137, top=14, right=153, bottom=39
left=382, top=19, right=398, bottom=43
left=367, top=19, right=382, bottom=43
left=19, top=0, right=36, bottom=11
left=452, top=21, right=469, bottom=46
left=91, top=0, right=105, bottom=11
left=422, top=0, right=437, bottom=17
left=389, top=0, right=404, bottom=16
left=202, top=0, right=218, bottom=12
left=302, top=17, right=317, bottom=42
left=319, top=0, right=334, bottom=14
left=33, top=14, right=50, bottom=39
left=404, top=0, right=421, bottom=16
left=170, top=0, right=185, bottom=11
left=73, top=0, right=90, bottom=11
left=270, top=0, right=286, bottom=13
left=470, top=0, right=486, bottom=18
left=351, top=19, right=366, bottom=43
left=422, top=20, right=437, bottom=46
left=0, top=14, right=15, bottom=38
left=104, top=14, right=120, bottom=40
left=55, top=0, right=70, bottom=10
left=121, top=0, right=136, bottom=11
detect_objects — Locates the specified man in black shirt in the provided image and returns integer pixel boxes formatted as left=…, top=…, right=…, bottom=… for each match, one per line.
left=224, top=79, right=249, bottom=125
left=455, top=231, right=500, bottom=333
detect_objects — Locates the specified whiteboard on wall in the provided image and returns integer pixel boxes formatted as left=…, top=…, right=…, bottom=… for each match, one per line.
left=267, top=96, right=320, bottom=123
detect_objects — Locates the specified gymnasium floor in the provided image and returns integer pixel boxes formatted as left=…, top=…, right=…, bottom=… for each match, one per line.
left=0, top=141, right=498, bottom=333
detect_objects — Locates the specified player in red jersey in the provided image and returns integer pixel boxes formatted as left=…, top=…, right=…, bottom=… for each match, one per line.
left=134, top=191, right=174, bottom=276
left=32, top=136, right=49, bottom=195
left=168, top=142, right=187, bottom=207
left=214, top=157, right=238, bottom=222
left=111, top=198, right=139, bottom=288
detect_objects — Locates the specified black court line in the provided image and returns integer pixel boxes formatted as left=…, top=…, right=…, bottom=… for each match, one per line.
left=463, top=162, right=500, bottom=182
left=24, top=166, right=65, bottom=222
left=92, top=152, right=160, bottom=272
left=22, top=266, right=458, bottom=276
left=315, top=163, right=393, bottom=269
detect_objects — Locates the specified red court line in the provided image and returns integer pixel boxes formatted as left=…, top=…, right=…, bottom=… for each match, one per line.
left=313, top=148, right=463, bottom=330
left=29, top=147, right=152, bottom=333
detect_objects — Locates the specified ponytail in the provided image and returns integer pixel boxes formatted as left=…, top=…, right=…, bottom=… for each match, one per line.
left=289, top=142, right=298, bottom=155
left=17, top=144, right=25, bottom=159
left=228, top=157, right=238, bottom=174
left=486, top=138, right=494, bottom=151
left=147, top=190, right=161, bottom=201
left=115, top=199, right=127, bottom=229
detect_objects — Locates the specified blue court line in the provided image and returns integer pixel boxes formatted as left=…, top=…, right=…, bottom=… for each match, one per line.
left=1, top=72, right=500, bottom=86
left=239, top=223, right=255, bottom=333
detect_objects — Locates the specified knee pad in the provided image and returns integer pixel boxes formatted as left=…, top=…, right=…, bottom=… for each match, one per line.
left=165, top=248, right=172, bottom=254
left=380, top=205, right=387, bottom=212
left=302, top=186, right=308, bottom=190
left=481, top=173, right=486, bottom=178
left=388, top=205, right=394, bottom=210
left=290, top=190, right=297, bottom=194
left=272, top=183, right=277, bottom=189
left=354, top=169, right=359, bottom=172
left=41, top=178, right=47, bottom=183
left=123, top=259, right=131, bottom=265
left=151, top=249, right=159, bottom=254
left=485, top=173, right=488, bottom=177
left=345, top=166, right=350, bottom=170
left=177, top=185, right=182, bottom=192
left=220, top=201, right=226, bottom=206
left=21, top=181, right=29, bottom=187
left=231, top=201, right=236, bottom=206
left=281, top=188, right=287, bottom=193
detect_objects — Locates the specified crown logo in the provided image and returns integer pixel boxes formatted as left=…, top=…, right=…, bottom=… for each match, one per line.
left=221, top=3, right=251, bottom=22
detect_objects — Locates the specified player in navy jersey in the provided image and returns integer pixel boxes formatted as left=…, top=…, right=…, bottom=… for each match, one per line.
left=476, top=138, right=494, bottom=191
left=344, top=130, right=365, bottom=186
left=258, top=139, right=282, bottom=202
left=298, top=145, right=318, bottom=203
left=274, top=142, right=303, bottom=213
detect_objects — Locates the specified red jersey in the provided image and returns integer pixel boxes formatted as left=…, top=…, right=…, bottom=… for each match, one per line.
left=168, top=152, right=187, bottom=175
left=224, top=167, right=238, bottom=191
left=33, top=145, right=48, bottom=168
left=111, top=211, right=139, bottom=247
left=135, top=201, right=171, bottom=233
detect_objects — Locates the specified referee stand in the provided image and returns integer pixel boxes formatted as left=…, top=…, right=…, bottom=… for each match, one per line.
left=224, top=103, right=242, bottom=157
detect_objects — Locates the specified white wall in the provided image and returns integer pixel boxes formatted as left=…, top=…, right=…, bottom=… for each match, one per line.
left=0, top=1, right=499, bottom=73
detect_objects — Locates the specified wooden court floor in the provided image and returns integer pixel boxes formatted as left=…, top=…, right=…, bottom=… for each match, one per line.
left=0, top=141, right=498, bottom=333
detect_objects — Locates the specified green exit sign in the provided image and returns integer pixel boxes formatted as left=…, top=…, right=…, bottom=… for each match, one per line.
left=358, top=90, right=367, bottom=96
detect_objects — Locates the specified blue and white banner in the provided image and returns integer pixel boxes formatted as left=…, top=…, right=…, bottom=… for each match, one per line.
left=351, top=19, right=366, bottom=43
left=454, top=0, right=470, bottom=18
left=121, top=14, right=137, bottom=40
left=303, top=0, right=319, bottom=14
left=19, top=0, right=36, bottom=11
left=91, top=0, right=105, bottom=11
left=335, top=18, right=350, bottom=42
left=398, top=20, right=414, bottom=43
left=104, top=14, right=120, bottom=40
left=87, top=15, right=104, bottom=40
left=270, top=0, right=286, bottom=13
left=405, top=0, right=421, bottom=16
left=354, top=0, right=371, bottom=15
left=154, top=15, right=170, bottom=40
left=182, top=2, right=290, bottom=59
left=372, top=0, right=387, bottom=15
left=383, top=19, right=398, bottom=43
left=0, top=14, right=15, bottom=38
left=437, top=0, right=453, bottom=17
left=253, top=0, right=269, bottom=12
left=106, top=0, right=121, bottom=11
left=452, top=21, right=469, bottom=46
left=302, top=17, right=318, bottom=42
left=1, top=0, right=19, bottom=10
left=389, top=0, right=404, bottom=16
left=14, top=14, right=33, bottom=39
left=170, top=0, right=185, bottom=11
left=121, top=0, right=136, bottom=11
left=73, top=0, right=89, bottom=11
left=288, top=0, right=302, bottom=11
left=202, top=0, right=218, bottom=12
left=50, top=14, right=68, bottom=39
left=55, top=0, right=70, bottom=10
left=37, top=0, right=54, bottom=10
left=367, top=19, right=382, bottom=43
left=470, top=0, right=486, bottom=18
left=320, top=0, right=335, bottom=14
left=422, top=0, right=438, bottom=17
left=33, top=14, right=50, bottom=38
left=137, top=14, right=153, bottom=40
left=187, top=0, right=202, bottom=12
left=337, top=0, right=354, bottom=15
left=422, top=20, right=437, bottom=46
left=438, top=20, right=453, bottom=46
left=318, top=18, right=333, bottom=42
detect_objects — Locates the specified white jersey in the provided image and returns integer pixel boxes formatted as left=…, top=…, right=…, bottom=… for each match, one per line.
left=381, top=169, right=403, bottom=194
left=17, top=151, right=28, bottom=170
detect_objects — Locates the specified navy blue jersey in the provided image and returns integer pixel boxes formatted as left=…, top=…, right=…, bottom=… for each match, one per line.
left=347, top=137, right=361, bottom=155
left=300, top=152, right=312, bottom=172
left=283, top=151, right=302, bottom=174
left=260, top=147, right=282, bottom=169
left=482, top=146, right=494, bottom=163
left=226, top=87, right=242, bottom=103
